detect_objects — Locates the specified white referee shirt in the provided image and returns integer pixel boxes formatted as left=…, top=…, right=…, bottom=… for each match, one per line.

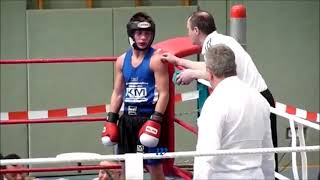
left=193, top=76, right=274, bottom=179
left=202, top=31, right=268, bottom=92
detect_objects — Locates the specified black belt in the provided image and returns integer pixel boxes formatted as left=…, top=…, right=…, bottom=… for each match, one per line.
left=124, top=104, right=155, bottom=116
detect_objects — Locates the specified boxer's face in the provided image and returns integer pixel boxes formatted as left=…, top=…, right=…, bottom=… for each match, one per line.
left=134, top=30, right=153, bottom=49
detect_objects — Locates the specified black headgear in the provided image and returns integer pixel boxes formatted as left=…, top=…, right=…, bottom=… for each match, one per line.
left=126, top=17, right=155, bottom=51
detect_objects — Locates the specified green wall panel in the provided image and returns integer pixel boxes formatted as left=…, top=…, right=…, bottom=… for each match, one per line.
left=92, top=0, right=135, bottom=8
left=136, top=0, right=196, bottom=6
left=245, top=0, right=319, bottom=166
left=198, top=0, right=228, bottom=35
left=27, top=0, right=87, bottom=9
left=246, top=1, right=319, bottom=107
left=26, top=9, right=115, bottom=160
left=0, top=0, right=28, bottom=158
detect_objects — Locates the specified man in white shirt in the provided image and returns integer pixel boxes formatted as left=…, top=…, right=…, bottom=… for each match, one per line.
left=193, top=44, right=274, bottom=179
left=161, top=10, right=278, bottom=170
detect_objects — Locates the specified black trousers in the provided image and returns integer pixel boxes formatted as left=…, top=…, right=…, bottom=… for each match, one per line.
left=260, top=89, right=278, bottom=172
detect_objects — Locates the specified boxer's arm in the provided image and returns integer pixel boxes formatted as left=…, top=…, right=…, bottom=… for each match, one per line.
left=138, top=53, right=169, bottom=147
left=109, top=54, right=125, bottom=113
left=151, top=53, right=169, bottom=114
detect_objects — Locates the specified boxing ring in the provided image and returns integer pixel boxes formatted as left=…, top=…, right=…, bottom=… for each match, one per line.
left=1, top=37, right=320, bottom=180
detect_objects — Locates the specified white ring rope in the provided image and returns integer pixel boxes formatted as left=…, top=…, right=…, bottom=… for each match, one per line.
left=298, top=124, right=308, bottom=180
left=1, top=146, right=319, bottom=166
left=289, top=116, right=299, bottom=180
left=275, top=172, right=291, bottom=180
left=270, top=107, right=320, bottom=130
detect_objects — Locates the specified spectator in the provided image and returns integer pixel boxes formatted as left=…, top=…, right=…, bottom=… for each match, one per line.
left=2, top=153, right=34, bottom=180
left=93, top=161, right=121, bottom=180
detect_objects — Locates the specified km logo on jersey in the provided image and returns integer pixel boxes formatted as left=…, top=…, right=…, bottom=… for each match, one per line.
left=127, top=87, right=147, bottom=98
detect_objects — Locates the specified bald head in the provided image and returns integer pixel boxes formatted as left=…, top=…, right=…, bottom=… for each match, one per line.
left=188, top=10, right=216, bottom=35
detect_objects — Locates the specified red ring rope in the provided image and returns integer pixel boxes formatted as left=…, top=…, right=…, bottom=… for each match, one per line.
left=0, top=164, right=121, bottom=174
left=174, top=118, right=197, bottom=135
left=0, top=56, right=117, bottom=64
left=0, top=117, right=106, bottom=125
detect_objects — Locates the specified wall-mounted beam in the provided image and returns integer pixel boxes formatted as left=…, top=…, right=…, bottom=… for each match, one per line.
left=134, top=0, right=141, bottom=7
left=37, top=0, right=44, bottom=9
left=181, top=0, right=190, bottom=6
left=86, top=0, right=93, bottom=8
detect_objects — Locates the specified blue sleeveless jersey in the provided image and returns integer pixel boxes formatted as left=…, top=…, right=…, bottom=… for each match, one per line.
left=122, top=48, right=158, bottom=114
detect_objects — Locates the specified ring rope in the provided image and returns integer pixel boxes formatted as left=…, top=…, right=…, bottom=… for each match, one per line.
left=175, top=109, right=200, bottom=116
left=289, top=115, right=299, bottom=179
left=270, top=107, right=319, bottom=130
left=1, top=107, right=318, bottom=132
left=197, top=78, right=320, bottom=128
left=275, top=172, right=290, bottom=180
left=0, top=165, right=121, bottom=174
left=0, top=91, right=198, bottom=120
left=1, top=90, right=318, bottom=122
left=0, top=117, right=106, bottom=125
left=0, top=56, right=117, bottom=64
left=1, top=146, right=319, bottom=166
left=174, top=118, right=197, bottom=134
left=199, top=78, right=319, bottom=122
left=298, top=124, right=308, bottom=179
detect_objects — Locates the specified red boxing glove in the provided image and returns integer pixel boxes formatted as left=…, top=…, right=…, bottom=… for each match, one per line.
left=101, top=112, right=119, bottom=147
left=139, top=111, right=164, bottom=147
